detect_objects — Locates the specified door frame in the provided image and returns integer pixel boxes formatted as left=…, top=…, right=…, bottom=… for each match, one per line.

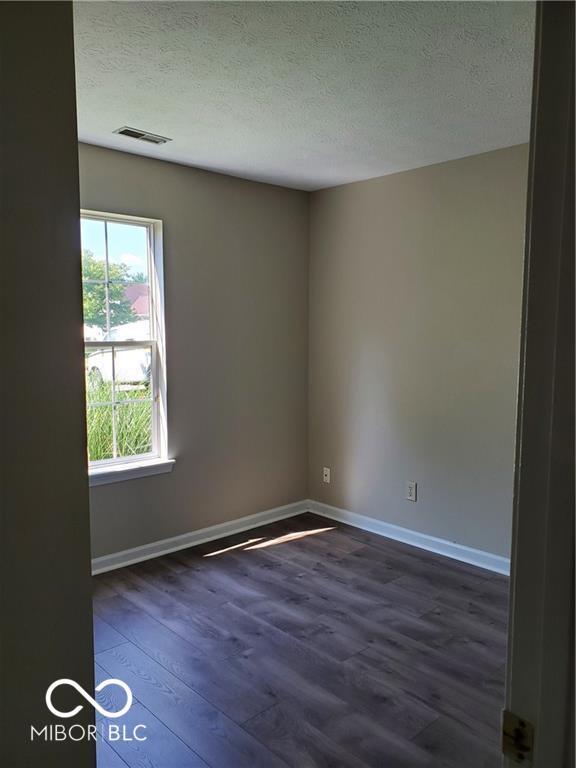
left=505, top=2, right=574, bottom=766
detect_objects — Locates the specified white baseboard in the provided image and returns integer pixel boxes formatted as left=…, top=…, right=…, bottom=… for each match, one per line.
left=306, top=499, right=510, bottom=575
left=92, top=496, right=510, bottom=577
left=91, top=500, right=308, bottom=575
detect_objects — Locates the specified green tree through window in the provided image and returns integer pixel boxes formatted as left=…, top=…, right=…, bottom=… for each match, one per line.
left=82, top=249, right=145, bottom=330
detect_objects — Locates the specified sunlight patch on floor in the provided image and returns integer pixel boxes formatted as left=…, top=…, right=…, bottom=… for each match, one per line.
left=202, top=527, right=335, bottom=557
left=244, top=528, right=335, bottom=550
left=203, top=537, right=265, bottom=557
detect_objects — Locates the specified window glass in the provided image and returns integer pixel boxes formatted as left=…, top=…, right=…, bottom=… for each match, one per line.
left=81, top=214, right=161, bottom=465
left=86, top=405, right=114, bottom=462
left=116, top=402, right=153, bottom=458
left=107, top=221, right=149, bottom=281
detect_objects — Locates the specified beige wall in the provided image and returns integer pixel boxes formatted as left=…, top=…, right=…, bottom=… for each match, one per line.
left=81, top=143, right=527, bottom=560
left=79, top=144, right=309, bottom=558
left=309, top=145, right=529, bottom=557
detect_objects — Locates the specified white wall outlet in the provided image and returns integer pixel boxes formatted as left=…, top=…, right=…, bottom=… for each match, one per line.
left=323, top=467, right=331, bottom=484
left=405, top=481, right=417, bottom=502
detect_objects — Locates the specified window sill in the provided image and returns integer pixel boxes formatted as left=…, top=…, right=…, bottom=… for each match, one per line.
left=89, top=458, right=175, bottom=487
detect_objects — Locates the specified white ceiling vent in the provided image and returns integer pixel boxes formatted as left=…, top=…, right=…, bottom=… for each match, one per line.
left=114, top=126, right=171, bottom=145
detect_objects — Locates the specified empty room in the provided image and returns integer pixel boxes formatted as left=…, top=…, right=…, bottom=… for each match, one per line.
left=2, top=2, right=573, bottom=768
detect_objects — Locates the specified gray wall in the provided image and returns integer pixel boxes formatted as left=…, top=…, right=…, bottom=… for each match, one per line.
left=309, top=145, right=528, bottom=557
left=79, top=145, right=309, bottom=558
left=1, top=4, right=95, bottom=765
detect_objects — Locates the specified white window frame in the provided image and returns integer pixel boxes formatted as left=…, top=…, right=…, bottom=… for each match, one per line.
left=81, top=210, right=173, bottom=485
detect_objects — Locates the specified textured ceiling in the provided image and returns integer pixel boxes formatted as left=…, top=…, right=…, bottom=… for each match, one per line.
left=74, top=2, right=535, bottom=191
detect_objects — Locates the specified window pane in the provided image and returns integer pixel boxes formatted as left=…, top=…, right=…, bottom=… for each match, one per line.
left=86, top=405, right=114, bottom=461
left=116, top=401, right=153, bottom=458
left=107, top=283, right=150, bottom=340
left=82, top=279, right=108, bottom=340
left=113, top=347, right=152, bottom=399
left=85, top=348, right=113, bottom=404
left=107, top=221, right=149, bottom=281
left=81, top=218, right=108, bottom=339
left=81, top=218, right=106, bottom=262
left=106, top=280, right=142, bottom=335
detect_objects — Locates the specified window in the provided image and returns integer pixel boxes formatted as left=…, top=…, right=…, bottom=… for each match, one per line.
left=81, top=211, right=171, bottom=482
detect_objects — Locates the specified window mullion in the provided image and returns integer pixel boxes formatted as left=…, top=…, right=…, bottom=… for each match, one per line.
left=111, top=344, right=118, bottom=459
left=147, top=224, right=153, bottom=332
left=103, top=219, right=111, bottom=337
left=85, top=339, right=148, bottom=348
left=151, top=340, right=159, bottom=457
left=103, top=221, right=117, bottom=458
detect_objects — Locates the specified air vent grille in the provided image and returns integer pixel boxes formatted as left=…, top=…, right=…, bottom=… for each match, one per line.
left=114, top=126, right=172, bottom=145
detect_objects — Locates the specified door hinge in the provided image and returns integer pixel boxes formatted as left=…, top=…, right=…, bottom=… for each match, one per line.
left=502, top=709, right=535, bottom=763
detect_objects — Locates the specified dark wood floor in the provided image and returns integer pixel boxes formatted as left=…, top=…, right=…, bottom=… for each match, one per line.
left=93, top=512, right=508, bottom=768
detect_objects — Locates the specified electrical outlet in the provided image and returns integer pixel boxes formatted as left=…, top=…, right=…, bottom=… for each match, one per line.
left=323, top=467, right=331, bottom=484
left=405, top=481, right=417, bottom=502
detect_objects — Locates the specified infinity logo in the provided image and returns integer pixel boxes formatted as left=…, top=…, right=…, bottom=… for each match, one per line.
left=45, top=678, right=133, bottom=719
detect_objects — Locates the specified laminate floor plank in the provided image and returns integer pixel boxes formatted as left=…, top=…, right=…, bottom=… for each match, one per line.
left=423, top=590, right=508, bottom=629
left=134, top=557, right=231, bottom=613
left=316, top=604, right=452, bottom=652
left=93, top=613, right=128, bottom=654
left=96, top=738, right=129, bottom=768
left=231, top=596, right=368, bottom=661
left=321, top=710, right=444, bottom=768
left=413, top=715, right=501, bottom=768
left=355, top=641, right=504, bottom=707
left=102, top=568, right=250, bottom=659
left=343, top=546, right=490, bottom=596
left=95, top=663, right=210, bottom=768
left=96, top=643, right=290, bottom=768
left=243, top=703, right=372, bottom=768
left=212, top=605, right=441, bottom=741
left=95, top=595, right=277, bottom=723
left=346, top=649, right=501, bottom=740
left=93, top=512, right=508, bottom=768
left=315, top=514, right=498, bottom=581
left=391, top=572, right=509, bottom=614
left=265, top=546, right=404, bottom=604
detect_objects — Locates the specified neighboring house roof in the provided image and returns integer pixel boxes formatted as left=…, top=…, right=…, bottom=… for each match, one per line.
left=124, top=283, right=149, bottom=317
